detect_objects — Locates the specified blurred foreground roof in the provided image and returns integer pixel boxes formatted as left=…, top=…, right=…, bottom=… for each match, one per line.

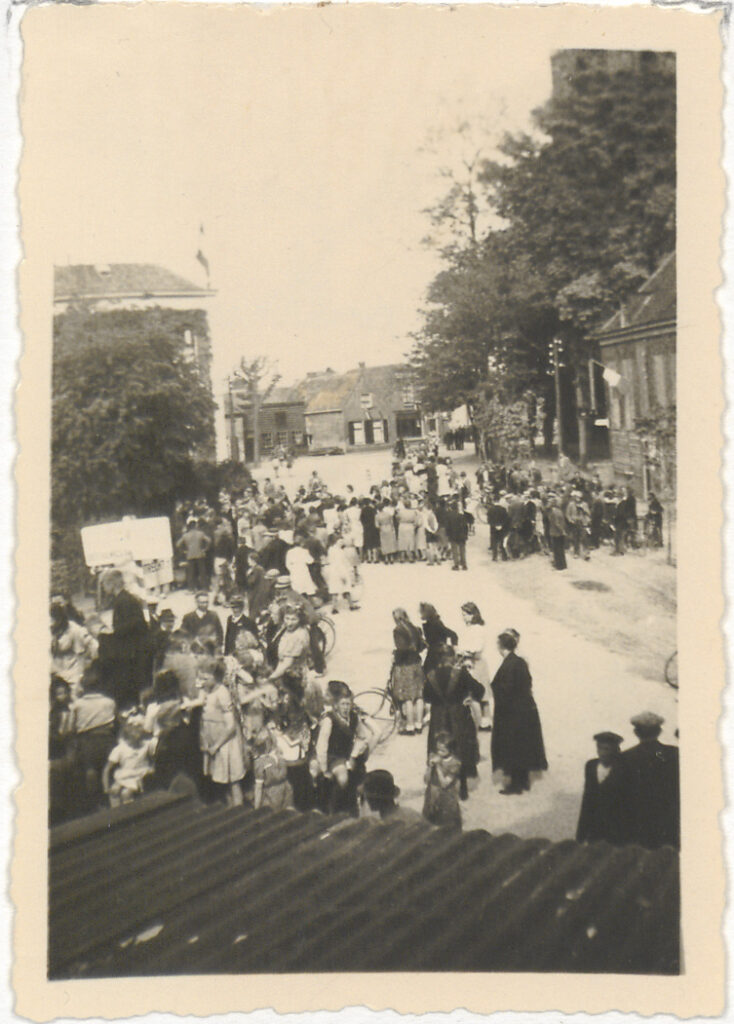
left=49, top=791, right=680, bottom=978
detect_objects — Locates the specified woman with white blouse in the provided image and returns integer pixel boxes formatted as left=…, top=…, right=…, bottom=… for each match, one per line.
left=457, top=601, right=492, bottom=730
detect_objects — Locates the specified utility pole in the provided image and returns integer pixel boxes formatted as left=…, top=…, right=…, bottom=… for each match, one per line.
left=227, top=376, right=239, bottom=462
left=553, top=337, right=564, bottom=459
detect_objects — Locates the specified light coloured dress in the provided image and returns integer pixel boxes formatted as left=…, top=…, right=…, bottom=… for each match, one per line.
left=200, top=683, right=246, bottom=784
left=376, top=508, right=397, bottom=555
left=285, top=546, right=316, bottom=596
left=397, top=507, right=418, bottom=553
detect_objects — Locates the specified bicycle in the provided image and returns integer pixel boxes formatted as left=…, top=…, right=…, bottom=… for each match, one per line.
left=354, top=684, right=401, bottom=747
left=665, top=650, right=678, bottom=689
left=314, top=613, right=336, bottom=656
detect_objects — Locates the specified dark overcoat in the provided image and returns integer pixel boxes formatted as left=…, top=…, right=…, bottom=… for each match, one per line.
left=576, top=757, right=625, bottom=844
left=490, top=652, right=548, bottom=774
left=616, top=740, right=680, bottom=849
left=424, top=665, right=484, bottom=776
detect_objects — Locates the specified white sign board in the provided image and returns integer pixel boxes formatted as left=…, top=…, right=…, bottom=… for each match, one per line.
left=81, top=517, right=174, bottom=574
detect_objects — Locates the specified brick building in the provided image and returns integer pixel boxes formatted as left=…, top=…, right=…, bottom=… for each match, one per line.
left=295, top=363, right=425, bottom=451
left=593, top=252, right=676, bottom=497
left=224, top=384, right=306, bottom=463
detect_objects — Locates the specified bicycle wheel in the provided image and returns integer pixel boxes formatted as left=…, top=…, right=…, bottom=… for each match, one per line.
left=665, top=651, right=678, bottom=689
left=354, top=688, right=399, bottom=746
left=317, top=615, right=337, bottom=656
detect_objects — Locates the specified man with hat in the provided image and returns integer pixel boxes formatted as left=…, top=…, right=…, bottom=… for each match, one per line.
left=617, top=711, right=679, bottom=849
left=576, top=731, right=625, bottom=844
left=224, top=594, right=258, bottom=656
left=257, top=528, right=290, bottom=575
left=358, top=769, right=424, bottom=825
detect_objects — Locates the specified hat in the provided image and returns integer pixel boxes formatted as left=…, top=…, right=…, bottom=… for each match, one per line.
left=275, top=575, right=292, bottom=589
left=362, top=769, right=400, bottom=803
left=230, top=594, right=245, bottom=607
left=194, top=590, right=209, bottom=599
left=593, top=731, right=623, bottom=745
left=264, top=568, right=280, bottom=580
left=630, top=711, right=664, bottom=729
left=159, top=608, right=175, bottom=621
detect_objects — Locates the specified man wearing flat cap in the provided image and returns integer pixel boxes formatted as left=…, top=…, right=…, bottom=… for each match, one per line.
left=617, top=711, right=680, bottom=849
left=576, top=731, right=625, bottom=844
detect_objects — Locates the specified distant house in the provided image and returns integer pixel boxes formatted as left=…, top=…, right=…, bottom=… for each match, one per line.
left=223, top=384, right=306, bottom=464
left=294, top=363, right=425, bottom=451
left=53, top=263, right=216, bottom=390
left=593, top=253, right=676, bottom=496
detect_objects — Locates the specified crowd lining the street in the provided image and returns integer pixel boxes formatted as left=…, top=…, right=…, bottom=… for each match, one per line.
left=49, top=442, right=677, bottom=847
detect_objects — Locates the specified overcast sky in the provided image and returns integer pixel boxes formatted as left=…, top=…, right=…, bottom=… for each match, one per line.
left=30, top=7, right=553, bottom=387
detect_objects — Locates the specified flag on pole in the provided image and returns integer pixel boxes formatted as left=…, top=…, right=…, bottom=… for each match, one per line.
left=195, top=249, right=210, bottom=275
left=196, top=223, right=210, bottom=281
left=602, top=366, right=622, bottom=388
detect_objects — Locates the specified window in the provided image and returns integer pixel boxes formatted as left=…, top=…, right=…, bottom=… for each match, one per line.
left=401, top=383, right=416, bottom=407
left=349, top=421, right=365, bottom=446
left=274, top=410, right=287, bottom=428
left=276, top=431, right=289, bottom=446
left=290, top=431, right=303, bottom=447
left=360, top=393, right=373, bottom=410
left=261, top=432, right=272, bottom=450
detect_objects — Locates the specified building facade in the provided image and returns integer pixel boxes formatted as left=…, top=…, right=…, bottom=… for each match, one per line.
left=224, top=385, right=306, bottom=463
left=594, top=253, right=676, bottom=497
left=54, top=263, right=216, bottom=391
left=295, top=363, right=425, bottom=451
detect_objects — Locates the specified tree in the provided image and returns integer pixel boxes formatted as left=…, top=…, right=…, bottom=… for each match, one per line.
left=229, top=357, right=280, bottom=466
left=471, top=372, right=533, bottom=463
left=482, top=54, right=675, bottom=352
left=52, top=305, right=216, bottom=533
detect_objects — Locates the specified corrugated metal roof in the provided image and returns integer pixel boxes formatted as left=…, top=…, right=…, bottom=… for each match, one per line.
left=48, top=792, right=679, bottom=978
left=54, top=264, right=212, bottom=301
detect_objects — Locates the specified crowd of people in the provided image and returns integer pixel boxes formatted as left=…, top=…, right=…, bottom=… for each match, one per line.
left=48, top=442, right=677, bottom=849
left=475, top=458, right=665, bottom=569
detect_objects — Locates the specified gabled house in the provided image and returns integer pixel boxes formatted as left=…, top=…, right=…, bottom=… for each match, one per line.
left=593, top=252, right=676, bottom=496
left=294, top=363, right=425, bottom=451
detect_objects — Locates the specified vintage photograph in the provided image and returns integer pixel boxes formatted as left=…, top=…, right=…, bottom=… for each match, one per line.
left=13, top=6, right=708, bottom=998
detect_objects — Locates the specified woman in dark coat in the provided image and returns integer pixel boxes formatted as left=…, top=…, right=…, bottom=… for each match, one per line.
left=419, top=602, right=459, bottom=676
left=360, top=499, right=380, bottom=564
left=424, top=645, right=484, bottom=800
left=490, top=629, right=547, bottom=794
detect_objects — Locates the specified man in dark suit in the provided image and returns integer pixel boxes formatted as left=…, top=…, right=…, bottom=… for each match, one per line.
left=445, top=498, right=469, bottom=571
left=576, top=731, right=625, bottom=844
left=618, top=711, right=680, bottom=849
left=257, top=529, right=290, bottom=574
left=99, top=569, right=151, bottom=708
left=181, top=591, right=224, bottom=649
left=488, top=496, right=509, bottom=561
left=223, top=593, right=259, bottom=656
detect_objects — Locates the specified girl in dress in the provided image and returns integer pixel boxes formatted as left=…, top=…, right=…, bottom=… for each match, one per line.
left=197, top=656, right=246, bottom=807
left=422, top=731, right=462, bottom=830
left=389, top=608, right=425, bottom=734
left=376, top=500, right=397, bottom=564
left=245, top=701, right=293, bottom=811
left=396, top=498, right=418, bottom=563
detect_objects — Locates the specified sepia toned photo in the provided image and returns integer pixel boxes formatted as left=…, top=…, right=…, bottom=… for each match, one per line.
left=12, top=3, right=726, bottom=1019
